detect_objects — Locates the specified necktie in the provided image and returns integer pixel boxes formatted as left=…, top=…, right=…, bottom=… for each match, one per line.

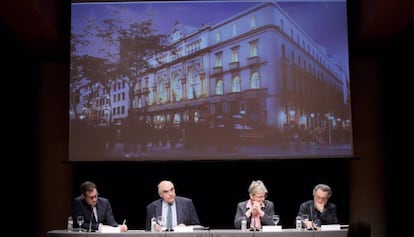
left=166, top=203, right=172, bottom=230
left=93, top=206, right=98, bottom=222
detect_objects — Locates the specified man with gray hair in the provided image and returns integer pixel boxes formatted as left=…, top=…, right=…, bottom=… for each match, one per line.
left=145, top=180, right=200, bottom=231
left=297, top=183, right=339, bottom=229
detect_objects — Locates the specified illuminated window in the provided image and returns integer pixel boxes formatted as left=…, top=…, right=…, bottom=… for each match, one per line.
left=216, top=31, right=221, bottom=43
left=250, top=41, right=258, bottom=57
left=232, top=76, right=241, bottom=92
left=215, top=52, right=223, bottom=67
left=251, top=72, right=260, bottom=89
left=250, top=16, right=256, bottom=29
left=216, top=79, right=224, bottom=95
left=231, top=47, right=239, bottom=62
left=232, top=24, right=237, bottom=37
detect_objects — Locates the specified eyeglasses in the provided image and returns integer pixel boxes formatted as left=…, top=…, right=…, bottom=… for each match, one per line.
left=253, top=193, right=267, bottom=199
left=85, top=193, right=99, bottom=200
left=315, top=195, right=328, bottom=202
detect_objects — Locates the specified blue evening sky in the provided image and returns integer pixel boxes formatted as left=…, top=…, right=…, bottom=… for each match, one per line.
left=72, top=0, right=348, bottom=69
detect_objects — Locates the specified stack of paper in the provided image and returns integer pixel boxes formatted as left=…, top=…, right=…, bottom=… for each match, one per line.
left=99, top=225, right=121, bottom=233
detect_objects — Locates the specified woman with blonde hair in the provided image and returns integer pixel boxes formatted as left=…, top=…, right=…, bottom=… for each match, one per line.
left=234, top=180, right=277, bottom=230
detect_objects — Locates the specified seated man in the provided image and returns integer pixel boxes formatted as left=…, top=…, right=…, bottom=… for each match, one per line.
left=297, top=183, right=339, bottom=229
left=72, top=181, right=127, bottom=232
left=145, top=180, right=200, bottom=231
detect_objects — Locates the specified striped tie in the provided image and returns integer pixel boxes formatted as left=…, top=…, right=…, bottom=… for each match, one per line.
left=166, top=204, right=172, bottom=230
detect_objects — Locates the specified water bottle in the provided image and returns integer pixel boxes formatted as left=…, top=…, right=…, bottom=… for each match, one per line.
left=241, top=216, right=247, bottom=232
left=151, top=217, right=156, bottom=232
left=295, top=216, right=302, bottom=230
left=67, top=216, right=73, bottom=232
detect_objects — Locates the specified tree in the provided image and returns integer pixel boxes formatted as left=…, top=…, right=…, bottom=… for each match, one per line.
left=70, top=25, right=90, bottom=119
left=70, top=7, right=166, bottom=122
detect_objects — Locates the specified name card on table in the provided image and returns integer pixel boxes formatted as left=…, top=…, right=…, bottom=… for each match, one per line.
left=173, top=226, right=194, bottom=232
left=262, top=225, right=282, bottom=232
left=321, top=224, right=341, bottom=230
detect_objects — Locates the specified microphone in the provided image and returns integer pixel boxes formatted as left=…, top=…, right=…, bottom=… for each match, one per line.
left=89, top=206, right=94, bottom=232
left=310, top=203, right=314, bottom=223
left=308, top=203, right=316, bottom=230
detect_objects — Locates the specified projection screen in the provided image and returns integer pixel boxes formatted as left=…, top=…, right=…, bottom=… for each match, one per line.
left=69, top=0, right=353, bottom=161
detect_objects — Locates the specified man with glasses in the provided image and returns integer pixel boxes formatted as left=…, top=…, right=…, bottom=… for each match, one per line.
left=145, top=180, right=200, bottom=231
left=297, top=183, right=339, bottom=230
left=72, top=181, right=128, bottom=232
left=234, top=180, right=277, bottom=230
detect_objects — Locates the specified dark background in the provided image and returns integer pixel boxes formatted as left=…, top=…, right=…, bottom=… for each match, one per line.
left=1, top=1, right=413, bottom=237
left=72, top=159, right=350, bottom=229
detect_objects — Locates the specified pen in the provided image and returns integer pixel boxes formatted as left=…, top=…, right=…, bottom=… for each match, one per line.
left=122, top=219, right=126, bottom=225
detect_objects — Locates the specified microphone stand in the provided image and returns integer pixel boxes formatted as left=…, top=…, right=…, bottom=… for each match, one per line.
left=309, top=203, right=316, bottom=230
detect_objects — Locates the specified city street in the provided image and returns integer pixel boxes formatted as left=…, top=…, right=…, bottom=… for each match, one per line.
left=105, top=141, right=352, bottom=161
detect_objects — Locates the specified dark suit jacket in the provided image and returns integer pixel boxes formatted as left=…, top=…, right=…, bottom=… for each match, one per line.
left=297, top=200, right=339, bottom=226
left=73, top=196, right=118, bottom=231
left=145, top=196, right=200, bottom=230
left=234, top=199, right=276, bottom=229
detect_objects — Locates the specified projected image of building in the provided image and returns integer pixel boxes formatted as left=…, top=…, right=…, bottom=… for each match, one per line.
left=70, top=1, right=352, bottom=160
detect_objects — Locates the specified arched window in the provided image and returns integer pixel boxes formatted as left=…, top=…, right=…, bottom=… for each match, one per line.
left=232, top=76, right=241, bottom=92
left=171, top=74, right=182, bottom=102
left=250, top=41, right=258, bottom=57
left=216, top=79, right=224, bottom=95
left=250, top=72, right=260, bottom=89
left=187, top=70, right=201, bottom=99
left=157, top=76, right=167, bottom=104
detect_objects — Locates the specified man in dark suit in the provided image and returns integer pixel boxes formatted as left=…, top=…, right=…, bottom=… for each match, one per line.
left=145, top=180, right=200, bottom=231
left=297, top=183, right=339, bottom=229
left=73, top=181, right=128, bottom=232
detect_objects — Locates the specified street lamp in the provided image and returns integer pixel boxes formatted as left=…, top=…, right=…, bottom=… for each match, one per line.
left=309, top=113, right=315, bottom=128
left=240, top=109, right=245, bottom=130
left=327, top=114, right=334, bottom=145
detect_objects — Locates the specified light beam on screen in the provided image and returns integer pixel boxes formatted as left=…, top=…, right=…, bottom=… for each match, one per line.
left=69, top=0, right=353, bottom=162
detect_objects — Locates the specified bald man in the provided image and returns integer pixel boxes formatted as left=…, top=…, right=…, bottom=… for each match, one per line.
left=145, top=180, right=200, bottom=231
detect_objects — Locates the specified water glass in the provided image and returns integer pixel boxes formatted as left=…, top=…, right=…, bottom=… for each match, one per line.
left=272, top=214, right=280, bottom=225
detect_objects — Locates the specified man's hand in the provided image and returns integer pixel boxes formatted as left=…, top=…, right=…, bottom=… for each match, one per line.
left=315, top=202, right=324, bottom=212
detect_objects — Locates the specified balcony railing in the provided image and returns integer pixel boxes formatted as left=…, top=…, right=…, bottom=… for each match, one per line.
left=212, top=66, right=223, bottom=75
left=229, top=61, right=240, bottom=70
left=247, top=56, right=260, bottom=65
